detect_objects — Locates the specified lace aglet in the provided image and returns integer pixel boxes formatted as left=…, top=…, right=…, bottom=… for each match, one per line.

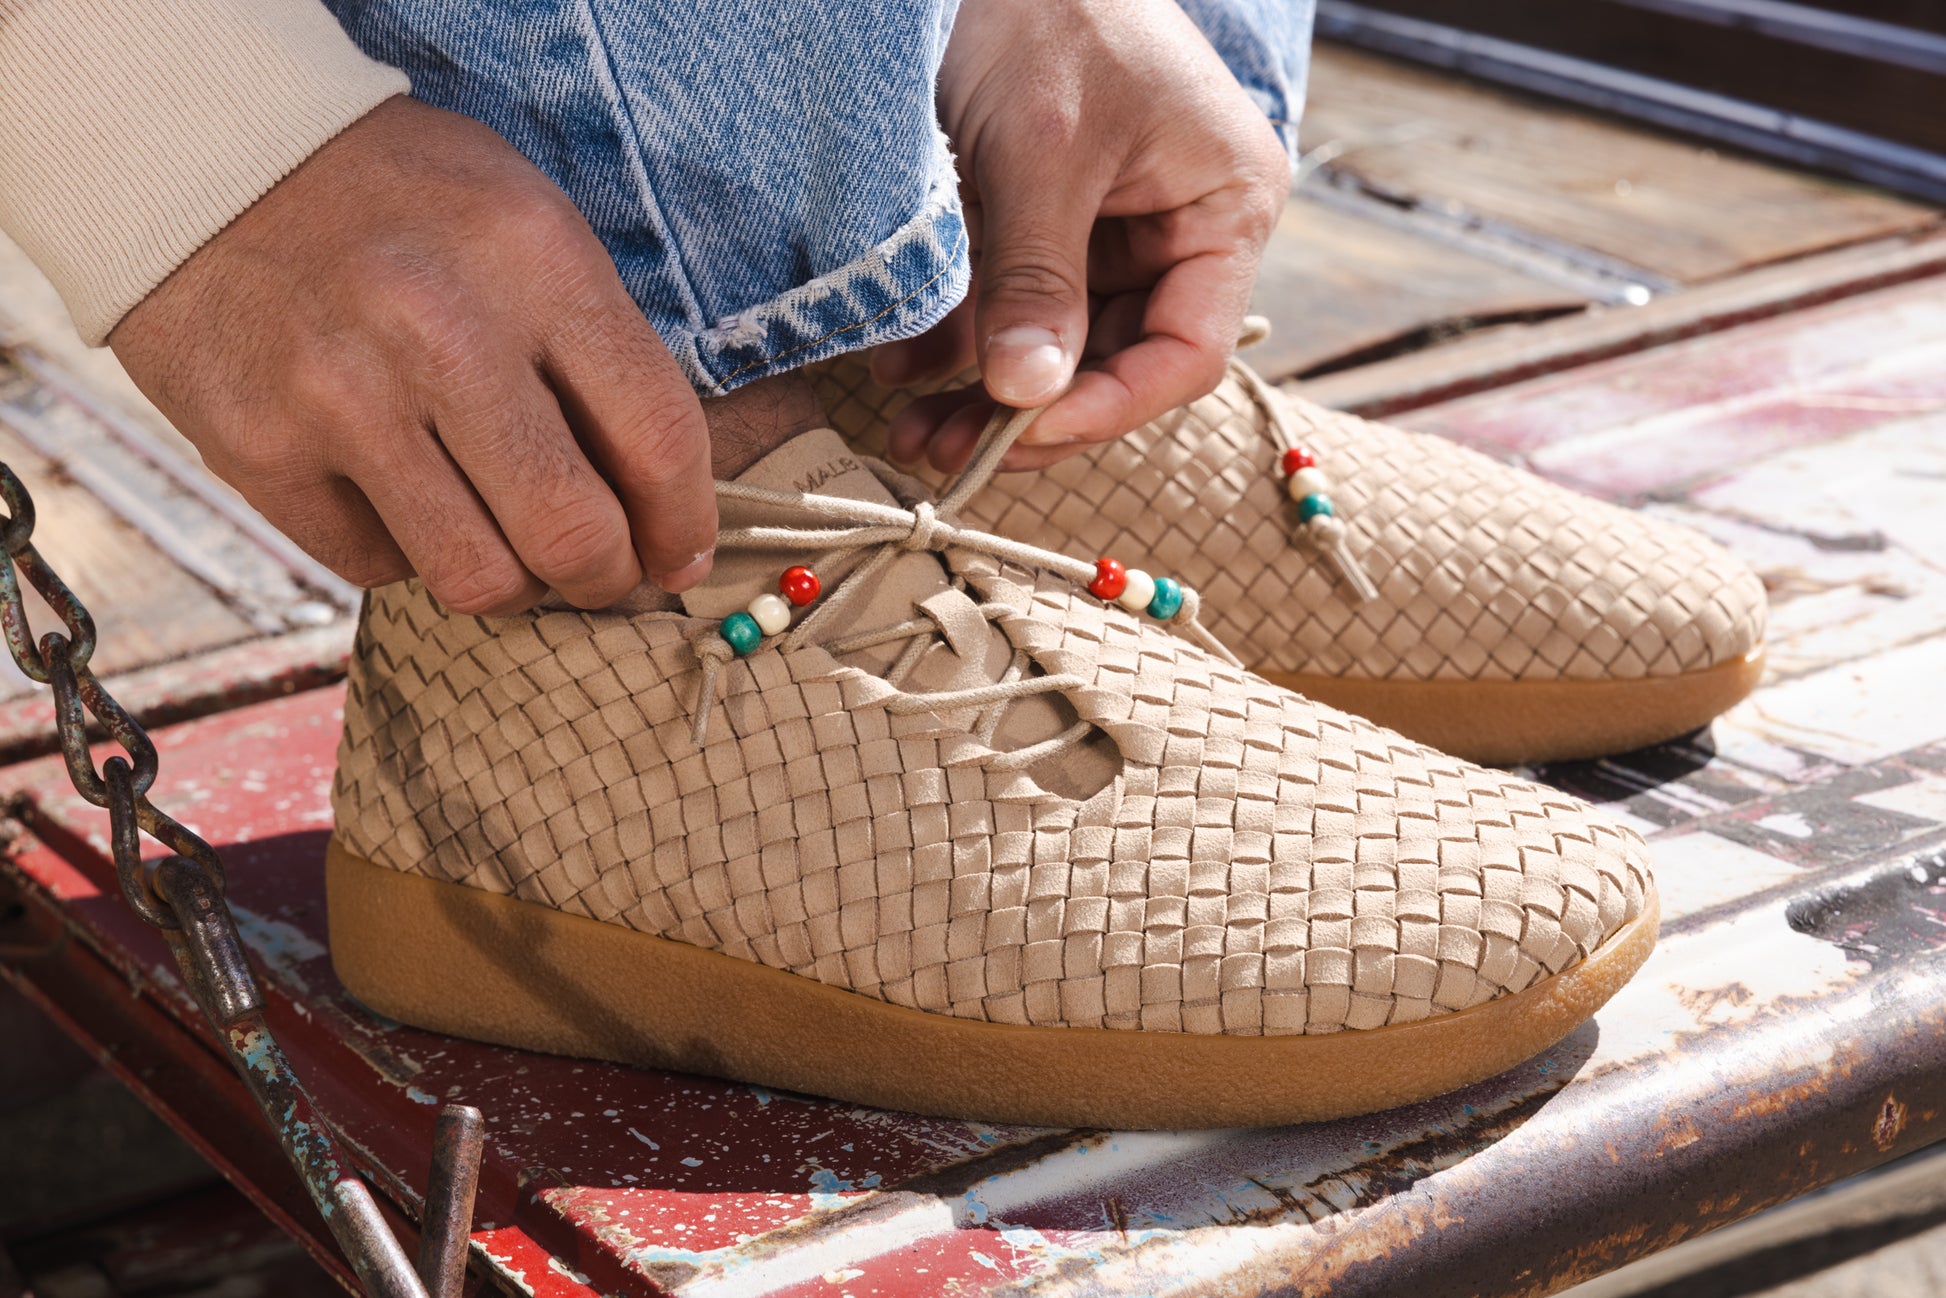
left=1330, top=540, right=1380, bottom=604
left=1303, top=514, right=1379, bottom=604
left=1203, top=630, right=1245, bottom=669
left=689, top=638, right=731, bottom=746
left=1164, top=586, right=1245, bottom=668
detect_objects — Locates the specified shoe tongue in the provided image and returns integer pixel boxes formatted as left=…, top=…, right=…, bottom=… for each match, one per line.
left=678, top=428, right=909, bottom=621
left=676, top=428, right=1112, bottom=796
left=682, top=427, right=1002, bottom=703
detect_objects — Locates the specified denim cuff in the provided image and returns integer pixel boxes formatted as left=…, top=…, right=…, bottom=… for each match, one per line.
left=685, top=156, right=970, bottom=396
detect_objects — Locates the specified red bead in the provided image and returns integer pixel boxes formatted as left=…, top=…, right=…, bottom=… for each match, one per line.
left=779, top=565, right=821, bottom=607
left=1088, top=557, right=1128, bottom=601
left=1281, top=447, right=1317, bottom=475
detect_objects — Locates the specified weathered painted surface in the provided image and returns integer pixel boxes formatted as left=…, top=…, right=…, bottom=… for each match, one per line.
left=1401, top=274, right=1946, bottom=502
left=0, top=620, right=350, bottom=766
left=1299, top=229, right=1946, bottom=417
left=6, top=272, right=1946, bottom=1296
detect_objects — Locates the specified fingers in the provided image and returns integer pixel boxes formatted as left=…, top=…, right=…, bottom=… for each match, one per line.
left=885, top=386, right=979, bottom=466
left=1020, top=192, right=1276, bottom=448
left=880, top=202, right=1269, bottom=465
left=973, top=152, right=1101, bottom=409
left=432, top=363, right=644, bottom=609
left=884, top=384, right=1103, bottom=475
left=545, top=294, right=717, bottom=593
left=253, top=471, right=416, bottom=593
left=197, top=374, right=543, bottom=615
left=872, top=297, right=977, bottom=389
left=885, top=388, right=997, bottom=473
left=344, top=423, right=548, bottom=616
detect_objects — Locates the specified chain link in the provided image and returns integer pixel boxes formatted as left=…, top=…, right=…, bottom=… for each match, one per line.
left=0, top=468, right=95, bottom=681
left=0, top=460, right=448, bottom=1298
left=0, top=465, right=216, bottom=924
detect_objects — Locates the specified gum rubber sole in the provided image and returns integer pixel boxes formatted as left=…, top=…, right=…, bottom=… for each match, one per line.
left=328, top=839, right=1660, bottom=1128
left=1261, top=649, right=1766, bottom=767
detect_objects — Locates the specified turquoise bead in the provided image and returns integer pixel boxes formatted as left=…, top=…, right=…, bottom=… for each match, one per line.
left=1297, top=492, right=1334, bottom=522
left=721, top=612, right=763, bottom=656
left=1146, top=576, right=1184, bottom=621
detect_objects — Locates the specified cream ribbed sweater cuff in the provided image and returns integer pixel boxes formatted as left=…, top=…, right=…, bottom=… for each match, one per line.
left=0, top=0, right=410, bottom=345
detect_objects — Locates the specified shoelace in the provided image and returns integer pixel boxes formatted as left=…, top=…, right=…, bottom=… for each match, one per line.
left=687, top=404, right=1239, bottom=751
left=1235, top=318, right=1380, bottom=603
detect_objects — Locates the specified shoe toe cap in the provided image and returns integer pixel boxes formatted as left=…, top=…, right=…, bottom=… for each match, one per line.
left=1258, top=707, right=1654, bottom=1036
left=1041, top=629, right=1657, bottom=1038
left=1307, top=401, right=1769, bottom=683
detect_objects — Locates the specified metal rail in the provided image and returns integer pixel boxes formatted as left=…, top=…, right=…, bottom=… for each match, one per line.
left=1314, top=0, right=1946, bottom=204
left=1608, top=0, right=1946, bottom=77
left=0, top=462, right=482, bottom=1298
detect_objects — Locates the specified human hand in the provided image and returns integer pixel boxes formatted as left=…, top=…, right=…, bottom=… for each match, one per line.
left=875, top=0, right=1289, bottom=473
left=110, top=96, right=715, bottom=616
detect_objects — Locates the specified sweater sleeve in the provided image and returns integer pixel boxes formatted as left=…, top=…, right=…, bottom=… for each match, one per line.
left=0, top=0, right=410, bottom=345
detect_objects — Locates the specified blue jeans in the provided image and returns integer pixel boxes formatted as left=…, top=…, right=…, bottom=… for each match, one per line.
left=322, top=1, right=1313, bottom=395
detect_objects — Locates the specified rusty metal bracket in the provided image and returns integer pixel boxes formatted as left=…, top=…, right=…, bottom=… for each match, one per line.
left=420, top=1105, right=488, bottom=1298
left=0, top=463, right=481, bottom=1298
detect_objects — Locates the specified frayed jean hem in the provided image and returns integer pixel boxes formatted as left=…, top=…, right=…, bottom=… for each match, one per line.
left=687, top=169, right=969, bottom=395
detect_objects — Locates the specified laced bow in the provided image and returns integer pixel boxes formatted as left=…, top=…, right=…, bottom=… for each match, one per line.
left=687, top=404, right=1239, bottom=747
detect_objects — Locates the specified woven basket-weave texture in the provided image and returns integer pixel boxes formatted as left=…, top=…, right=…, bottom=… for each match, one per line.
left=335, top=544, right=1652, bottom=1036
left=809, top=355, right=1767, bottom=684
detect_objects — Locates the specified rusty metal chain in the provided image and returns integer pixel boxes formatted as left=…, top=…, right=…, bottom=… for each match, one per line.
left=0, top=463, right=481, bottom=1298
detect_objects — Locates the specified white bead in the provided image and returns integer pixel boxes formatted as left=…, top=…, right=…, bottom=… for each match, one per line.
left=1286, top=466, right=1331, bottom=502
left=748, top=592, right=792, bottom=635
left=1118, top=568, right=1157, bottom=613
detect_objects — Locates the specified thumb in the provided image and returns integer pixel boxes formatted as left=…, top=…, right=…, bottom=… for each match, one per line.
left=975, top=181, right=1093, bottom=411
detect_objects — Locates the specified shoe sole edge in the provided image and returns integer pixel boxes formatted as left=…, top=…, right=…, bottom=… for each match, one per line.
left=1260, top=648, right=1766, bottom=767
left=326, top=839, right=1659, bottom=1129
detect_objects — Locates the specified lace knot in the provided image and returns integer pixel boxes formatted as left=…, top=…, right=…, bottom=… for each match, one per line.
left=904, top=500, right=943, bottom=552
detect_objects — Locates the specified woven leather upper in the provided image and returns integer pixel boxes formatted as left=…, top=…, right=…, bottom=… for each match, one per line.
left=811, top=357, right=1768, bottom=684
left=335, top=471, right=1652, bottom=1036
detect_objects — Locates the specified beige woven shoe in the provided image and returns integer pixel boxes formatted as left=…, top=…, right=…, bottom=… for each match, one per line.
left=328, top=413, right=1658, bottom=1129
left=810, top=350, right=1767, bottom=765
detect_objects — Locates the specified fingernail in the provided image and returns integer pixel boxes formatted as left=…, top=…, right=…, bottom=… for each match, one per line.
left=656, top=549, right=714, bottom=594
left=985, top=326, right=1068, bottom=406
left=1020, top=429, right=1081, bottom=448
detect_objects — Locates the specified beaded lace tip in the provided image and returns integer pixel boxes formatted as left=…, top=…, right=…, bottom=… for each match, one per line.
left=1269, top=414, right=1379, bottom=604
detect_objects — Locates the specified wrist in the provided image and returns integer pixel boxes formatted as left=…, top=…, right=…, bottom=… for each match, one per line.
left=0, top=0, right=408, bottom=346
